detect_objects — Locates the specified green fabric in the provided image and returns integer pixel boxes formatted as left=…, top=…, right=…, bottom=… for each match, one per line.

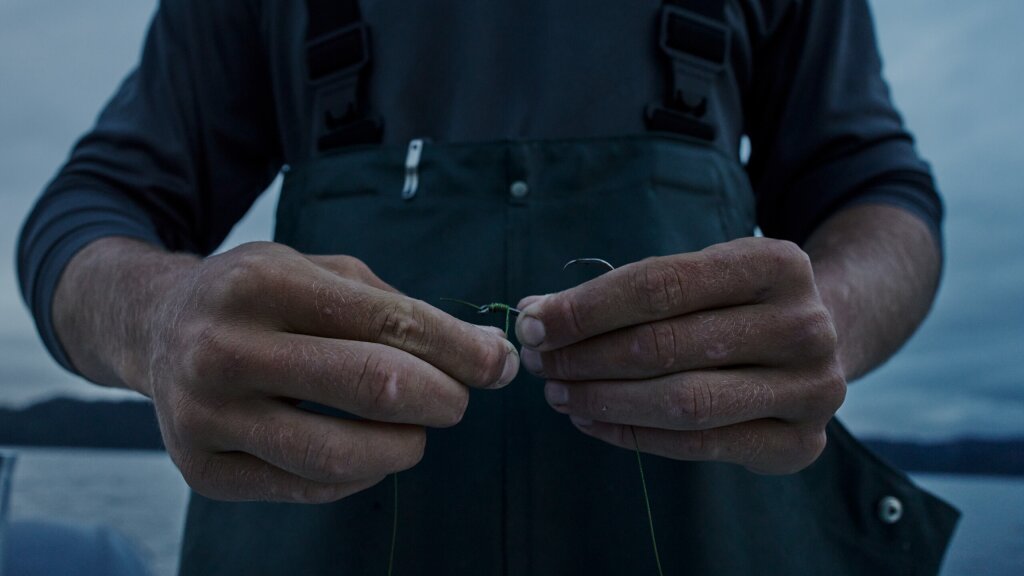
left=179, top=134, right=958, bottom=575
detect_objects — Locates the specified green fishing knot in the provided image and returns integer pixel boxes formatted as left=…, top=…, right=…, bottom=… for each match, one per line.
left=439, top=298, right=521, bottom=337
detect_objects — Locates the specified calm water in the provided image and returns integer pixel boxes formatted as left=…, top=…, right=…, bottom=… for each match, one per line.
left=914, top=474, right=1024, bottom=575
left=1, top=448, right=1021, bottom=576
left=2, top=448, right=189, bottom=576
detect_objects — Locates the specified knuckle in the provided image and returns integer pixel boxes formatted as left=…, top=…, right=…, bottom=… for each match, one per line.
left=410, top=432, right=428, bottom=467
left=757, top=427, right=827, bottom=476
left=352, top=355, right=404, bottom=420
left=792, top=428, right=828, bottom=472
left=545, top=294, right=588, bottom=341
left=171, top=396, right=213, bottom=443
left=441, top=388, right=471, bottom=427
left=218, top=249, right=272, bottom=297
left=206, top=243, right=298, bottom=308
left=681, top=429, right=713, bottom=460
left=742, top=428, right=769, bottom=468
left=814, top=364, right=848, bottom=415
left=185, top=325, right=245, bottom=384
left=293, top=484, right=338, bottom=505
left=631, top=260, right=687, bottom=315
left=345, top=256, right=372, bottom=278
left=635, top=322, right=680, bottom=371
left=176, top=451, right=220, bottom=498
left=543, top=348, right=571, bottom=379
left=371, top=300, right=431, bottom=351
left=666, top=380, right=711, bottom=425
left=805, top=429, right=829, bottom=461
left=612, top=424, right=634, bottom=449
left=324, top=254, right=372, bottom=280
left=394, top=429, right=427, bottom=472
left=793, top=305, right=838, bottom=359
left=244, top=418, right=277, bottom=458
left=165, top=383, right=233, bottom=451
left=579, top=389, right=607, bottom=420
left=763, top=239, right=809, bottom=268
left=772, top=240, right=814, bottom=284
left=310, top=484, right=354, bottom=504
left=302, top=436, right=352, bottom=482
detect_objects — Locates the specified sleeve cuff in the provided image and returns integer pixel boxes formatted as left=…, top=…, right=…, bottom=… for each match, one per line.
left=18, top=188, right=166, bottom=375
left=760, top=138, right=944, bottom=246
left=836, top=181, right=945, bottom=251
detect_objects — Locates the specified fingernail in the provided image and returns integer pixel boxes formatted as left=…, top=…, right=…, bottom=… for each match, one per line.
left=497, top=344, right=519, bottom=388
left=545, top=381, right=569, bottom=406
left=570, top=415, right=593, bottom=428
left=517, top=294, right=547, bottom=310
left=517, top=316, right=546, bottom=348
left=520, top=347, right=542, bottom=374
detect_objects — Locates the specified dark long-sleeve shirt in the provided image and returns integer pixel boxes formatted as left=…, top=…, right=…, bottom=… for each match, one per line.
left=18, top=0, right=943, bottom=372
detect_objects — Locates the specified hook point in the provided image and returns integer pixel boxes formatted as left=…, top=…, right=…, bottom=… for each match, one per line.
left=563, top=258, right=616, bottom=272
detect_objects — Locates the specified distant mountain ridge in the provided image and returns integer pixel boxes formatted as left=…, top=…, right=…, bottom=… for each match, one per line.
left=0, top=397, right=164, bottom=450
left=1, top=398, right=1023, bottom=476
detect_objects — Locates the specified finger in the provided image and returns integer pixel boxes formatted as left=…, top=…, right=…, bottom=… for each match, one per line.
left=355, top=296, right=519, bottom=390
left=213, top=332, right=469, bottom=427
left=306, top=254, right=401, bottom=294
left=185, top=450, right=384, bottom=504
left=214, top=400, right=426, bottom=485
left=516, top=295, right=546, bottom=310
left=478, top=325, right=508, bottom=338
left=543, top=368, right=831, bottom=430
left=237, top=256, right=519, bottom=390
left=521, top=302, right=835, bottom=380
left=515, top=238, right=814, bottom=351
left=572, top=418, right=828, bottom=475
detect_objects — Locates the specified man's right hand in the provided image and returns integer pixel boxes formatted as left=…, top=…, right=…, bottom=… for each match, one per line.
left=54, top=239, right=518, bottom=503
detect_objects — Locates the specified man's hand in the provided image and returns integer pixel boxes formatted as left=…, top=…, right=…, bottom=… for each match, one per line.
left=55, top=239, right=518, bottom=503
left=514, top=238, right=846, bottom=474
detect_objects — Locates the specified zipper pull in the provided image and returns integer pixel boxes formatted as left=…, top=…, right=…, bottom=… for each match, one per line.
left=402, top=138, right=425, bottom=200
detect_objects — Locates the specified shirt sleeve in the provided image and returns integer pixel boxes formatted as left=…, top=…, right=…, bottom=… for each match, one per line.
left=17, top=0, right=282, bottom=373
left=743, top=0, right=943, bottom=245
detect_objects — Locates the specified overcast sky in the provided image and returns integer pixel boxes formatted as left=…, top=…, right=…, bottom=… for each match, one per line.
left=0, top=0, right=1021, bottom=440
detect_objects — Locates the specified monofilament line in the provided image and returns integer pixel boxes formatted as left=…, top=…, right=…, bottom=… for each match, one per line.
left=563, top=258, right=664, bottom=576
left=387, top=473, right=398, bottom=576
left=632, top=427, right=664, bottom=576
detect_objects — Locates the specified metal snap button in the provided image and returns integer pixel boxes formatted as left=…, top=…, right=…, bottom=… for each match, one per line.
left=878, top=496, right=903, bottom=524
left=510, top=180, right=529, bottom=198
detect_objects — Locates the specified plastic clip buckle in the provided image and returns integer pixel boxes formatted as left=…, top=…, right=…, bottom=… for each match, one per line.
left=306, top=22, right=371, bottom=83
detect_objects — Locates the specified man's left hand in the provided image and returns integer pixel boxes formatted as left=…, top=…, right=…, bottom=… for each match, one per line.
left=514, top=237, right=847, bottom=474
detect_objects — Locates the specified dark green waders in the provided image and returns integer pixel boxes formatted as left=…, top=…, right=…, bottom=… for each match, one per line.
left=178, top=135, right=959, bottom=575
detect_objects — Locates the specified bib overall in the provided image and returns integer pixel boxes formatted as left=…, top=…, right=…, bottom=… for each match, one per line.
left=178, top=134, right=959, bottom=575
left=179, top=1, right=958, bottom=572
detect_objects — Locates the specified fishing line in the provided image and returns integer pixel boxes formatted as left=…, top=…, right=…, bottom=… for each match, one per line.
left=439, top=298, right=521, bottom=336
left=563, top=258, right=664, bottom=576
left=433, top=258, right=664, bottom=575
left=378, top=261, right=664, bottom=574
left=387, top=473, right=398, bottom=576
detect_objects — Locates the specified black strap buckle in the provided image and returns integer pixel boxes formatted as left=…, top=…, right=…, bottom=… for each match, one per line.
left=645, top=105, right=716, bottom=142
left=306, top=22, right=371, bottom=83
left=307, top=22, right=382, bottom=150
left=658, top=5, right=730, bottom=74
left=646, top=4, right=730, bottom=141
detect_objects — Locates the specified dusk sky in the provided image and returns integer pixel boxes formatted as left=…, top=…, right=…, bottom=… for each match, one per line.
left=1, top=0, right=1021, bottom=441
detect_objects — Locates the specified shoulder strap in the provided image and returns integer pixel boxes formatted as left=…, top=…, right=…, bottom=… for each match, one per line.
left=305, top=0, right=383, bottom=151
left=645, top=0, right=731, bottom=142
